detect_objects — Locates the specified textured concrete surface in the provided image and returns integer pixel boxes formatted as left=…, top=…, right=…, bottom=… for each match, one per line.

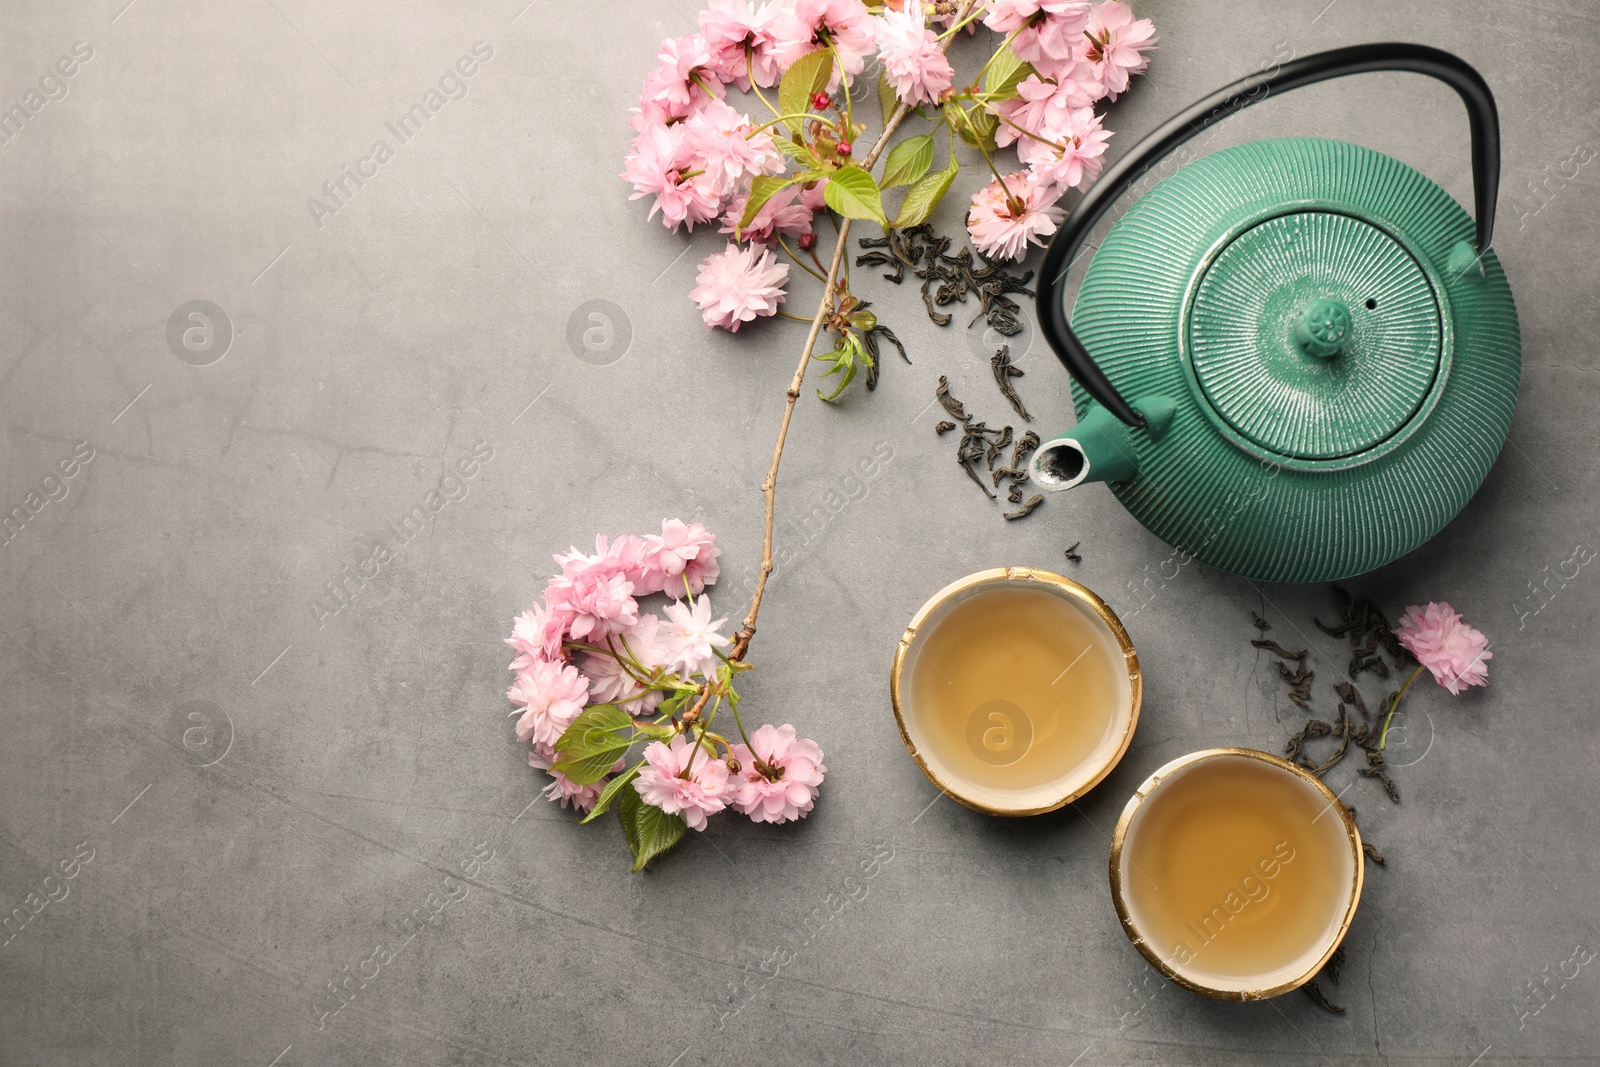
left=2, top=1, right=1597, bottom=1064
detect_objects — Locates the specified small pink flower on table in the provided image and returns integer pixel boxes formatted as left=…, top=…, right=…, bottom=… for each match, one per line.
left=543, top=757, right=626, bottom=813
left=620, top=124, right=723, bottom=232
left=874, top=8, right=955, bottom=106
left=699, top=0, right=781, bottom=90
left=661, top=595, right=731, bottom=677
left=720, top=185, right=815, bottom=246
left=691, top=242, right=790, bottom=331
left=683, top=98, right=784, bottom=196
left=505, top=602, right=565, bottom=668
left=729, top=724, right=826, bottom=824
left=544, top=561, right=638, bottom=644
left=635, top=735, right=730, bottom=830
left=507, top=659, right=590, bottom=747
left=643, top=518, right=722, bottom=596
left=967, top=173, right=1066, bottom=262
left=768, top=0, right=876, bottom=85
left=1379, top=601, right=1491, bottom=748
left=1019, top=106, right=1111, bottom=189
left=1082, top=1, right=1158, bottom=100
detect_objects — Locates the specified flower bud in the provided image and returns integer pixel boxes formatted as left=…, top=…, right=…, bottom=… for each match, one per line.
left=836, top=140, right=852, bottom=156
left=810, top=92, right=832, bottom=111
left=798, top=232, right=817, bottom=251
left=726, top=757, right=741, bottom=773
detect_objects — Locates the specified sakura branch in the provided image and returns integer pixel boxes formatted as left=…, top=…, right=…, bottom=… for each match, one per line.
left=507, top=0, right=1157, bottom=871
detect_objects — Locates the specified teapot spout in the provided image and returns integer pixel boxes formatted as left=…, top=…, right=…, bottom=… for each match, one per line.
left=1029, top=398, right=1175, bottom=490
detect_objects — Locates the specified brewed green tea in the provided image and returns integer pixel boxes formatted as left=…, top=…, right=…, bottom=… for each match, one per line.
left=1122, top=756, right=1353, bottom=988
left=908, top=585, right=1123, bottom=796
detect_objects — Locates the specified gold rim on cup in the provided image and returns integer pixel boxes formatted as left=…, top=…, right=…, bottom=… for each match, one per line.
left=1107, top=747, right=1365, bottom=1000
left=888, top=567, right=1142, bottom=817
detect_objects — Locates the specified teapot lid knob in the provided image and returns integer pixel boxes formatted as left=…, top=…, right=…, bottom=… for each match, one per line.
left=1293, top=298, right=1352, bottom=359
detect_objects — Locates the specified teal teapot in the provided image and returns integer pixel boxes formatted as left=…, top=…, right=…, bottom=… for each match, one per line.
left=1030, top=44, right=1520, bottom=583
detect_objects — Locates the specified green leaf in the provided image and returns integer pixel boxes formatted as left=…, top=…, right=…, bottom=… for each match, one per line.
left=822, top=165, right=887, bottom=226
left=552, top=736, right=633, bottom=785
left=776, top=137, right=810, bottom=160
left=552, top=703, right=634, bottom=785
left=739, top=174, right=793, bottom=235
left=880, top=134, right=934, bottom=189
left=983, top=44, right=1034, bottom=100
left=779, top=50, right=833, bottom=133
left=631, top=720, right=675, bottom=741
left=892, top=145, right=959, bottom=229
left=555, top=704, right=630, bottom=752
left=877, top=71, right=899, bottom=129
left=580, top=763, right=643, bottom=824
left=815, top=334, right=868, bottom=402
left=619, top=787, right=687, bottom=872
left=955, top=106, right=998, bottom=151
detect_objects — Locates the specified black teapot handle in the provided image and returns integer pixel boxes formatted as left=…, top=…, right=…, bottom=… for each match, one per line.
left=1036, top=42, right=1501, bottom=429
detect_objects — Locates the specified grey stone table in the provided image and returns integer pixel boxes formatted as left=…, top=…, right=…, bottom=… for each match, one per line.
left=2, top=1, right=1596, bottom=1063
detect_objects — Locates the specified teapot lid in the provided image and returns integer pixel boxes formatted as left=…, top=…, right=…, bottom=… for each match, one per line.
left=1188, top=209, right=1443, bottom=459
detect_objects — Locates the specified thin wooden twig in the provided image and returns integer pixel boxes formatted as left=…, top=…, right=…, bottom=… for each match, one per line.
left=683, top=2, right=978, bottom=722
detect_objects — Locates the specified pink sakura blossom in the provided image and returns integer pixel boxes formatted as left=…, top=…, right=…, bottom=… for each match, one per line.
left=584, top=614, right=677, bottom=715
left=643, top=518, right=722, bottom=597
left=1019, top=105, right=1111, bottom=189
left=528, top=740, right=557, bottom=771
left=683, top=98, right=784, bottom=197
left=768, top=0, right=876, bottom=87
left=640, top=34, right=724, bottom=124
left=621, top=123, right=723, bottom=232
left=984, top=1, right=1091, bottom=70
left=505, top=602, right=565, bottom=670
left=507, top=658, right=590, bottom=747
left=982, top=0, right=1045, bottom=32
left=1082, top=1, right=1157, bottom=99
left=1396, top=602, right=1491, bottom=695
left=720, top=184, right=816, bottom=246
left=690, top=242, right=789, bottom=331
left=660, top=596, right=731, bottom=677
left=967, top=173, right=1066, bottom=262
left=699, top=0, right=782, bottom=90
left=634, top=735, right=730, bottom=830
left=542, top=770, right=607, bottom=812
left=799, top=179, right=828, bottom=213
left=994, top=69, right=1103, bottom=152
left=729, top=724, right=826, bottom=824
left=873, top=8, right=954, bottom=106
left=544, top=560, right=638, bottom=643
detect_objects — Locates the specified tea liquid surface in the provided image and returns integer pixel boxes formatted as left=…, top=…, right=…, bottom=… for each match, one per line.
left=908, top=586, right=1122, bottom=794
left=1122, top=757, right=1352, bottom=986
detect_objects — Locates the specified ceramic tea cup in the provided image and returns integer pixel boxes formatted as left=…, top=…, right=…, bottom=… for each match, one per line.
left=1109, top=748, right=1364, bottom=999
left=889, top=567, right=1141, bottom=816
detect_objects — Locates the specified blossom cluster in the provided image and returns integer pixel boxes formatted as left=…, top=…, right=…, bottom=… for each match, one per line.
left=621, top=0, right=1155, bottom=333
left=971, top=1, right=1154, bottom=260
left=505, top=520, right=826, bottom=860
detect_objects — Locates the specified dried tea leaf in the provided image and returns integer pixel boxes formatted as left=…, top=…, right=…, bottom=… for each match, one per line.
left=1302, top=981, right=1346, bottom=1014
left=1003, top=494, right=1043, bottom=520
left=990, top=345, right=1032, bottom=422
left=934, top=376, right=967, bottom=421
